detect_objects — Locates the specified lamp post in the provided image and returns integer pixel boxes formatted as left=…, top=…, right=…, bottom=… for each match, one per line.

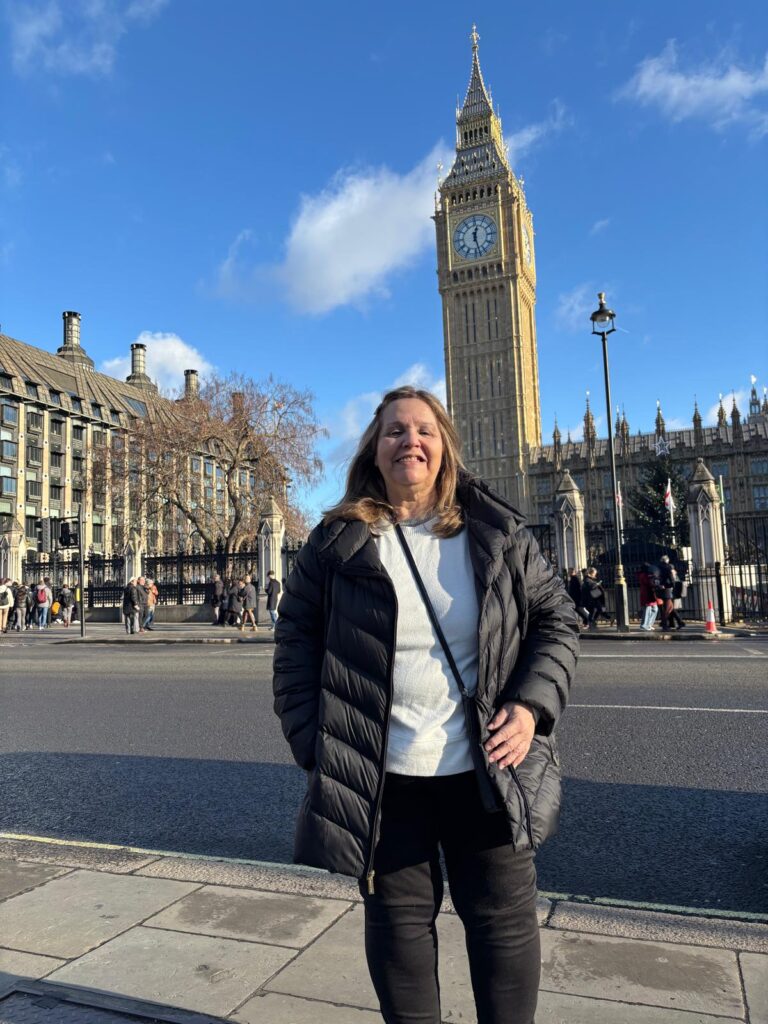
left=589, top=293, right=630, bottom=631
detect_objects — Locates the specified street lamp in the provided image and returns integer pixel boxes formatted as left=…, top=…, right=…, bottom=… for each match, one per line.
left=590, top=292, right=630, bottom=631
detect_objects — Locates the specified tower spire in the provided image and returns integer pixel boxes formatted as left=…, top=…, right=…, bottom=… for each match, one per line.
left=453, top=25, right=508, bottom=167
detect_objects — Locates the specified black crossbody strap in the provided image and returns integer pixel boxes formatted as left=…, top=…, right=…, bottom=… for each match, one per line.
left=394, top=523, right=468, bottom=699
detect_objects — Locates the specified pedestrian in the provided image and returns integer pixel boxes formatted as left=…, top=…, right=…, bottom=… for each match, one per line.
left=582, top=568, right=610, bottom=629
left=0, top=577, right=11, bottom=633
left=12, top=582, right=27, bottom=632
left=35, top=577, right=53, bottom=630
left=142, top=577, right=158, bottom=631
left=658, top=555, right=685, bottom=631
left=265, top=570, right=281, bottom=629
left=210, top=573, right=226, bottom=625
left=71, top=580, right=80, bottom=624
left=136, top=577, right=149, bottom=633
left=567, top=567, right=589, bottom=628
left=273, top=385, right=579, bottom=1024
left=58, top=583, right=75, bottom=628
left=240, top=575, right=258, bottom=632
left=637, top=563, right=661, bottom=631
left=122, top=577, right=141, bottom=634
left=226, top=578, right=244, bottom=627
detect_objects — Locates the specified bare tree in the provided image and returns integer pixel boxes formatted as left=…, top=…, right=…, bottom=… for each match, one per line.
left=94, top=373, right=324, bottom=553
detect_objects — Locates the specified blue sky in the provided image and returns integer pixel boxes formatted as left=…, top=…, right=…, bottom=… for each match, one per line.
left=2, top=0, right=767, bottom=517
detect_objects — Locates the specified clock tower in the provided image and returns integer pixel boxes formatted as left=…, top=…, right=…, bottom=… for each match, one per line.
left=434, top=27, right=541, bottom=513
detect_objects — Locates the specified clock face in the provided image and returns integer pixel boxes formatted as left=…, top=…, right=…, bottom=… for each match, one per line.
left=522, top=225, right=532, bottom=266
left=452, top=214, right=498, bottom=260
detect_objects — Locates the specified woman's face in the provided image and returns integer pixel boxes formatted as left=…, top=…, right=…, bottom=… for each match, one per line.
left=375, top=397, right=444, bottom=505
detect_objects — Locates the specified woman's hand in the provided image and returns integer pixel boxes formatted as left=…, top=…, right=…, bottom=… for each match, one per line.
left=485, top=702, right=536, bottom=769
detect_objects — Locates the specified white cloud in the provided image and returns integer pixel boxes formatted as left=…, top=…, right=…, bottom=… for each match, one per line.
left=6, top=0, right=169, bottom=77
left=214, top=145, right=451, bottom=315
left=618, top=40, right=768, bottom=137
left=554, top=283, right=598, bottom=333
left=703, top=389, right=750, bottom=426
left=590, top=218, right=610, bottom=236
left=323, top=364, right=447, bottom=481
left=504, top=100, right=572, bottom=165
left=100, top=331, right=214, bottom=394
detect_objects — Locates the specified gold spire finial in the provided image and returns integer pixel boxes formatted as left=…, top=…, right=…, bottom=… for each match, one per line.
left=471, top=24, right=480, bottom=52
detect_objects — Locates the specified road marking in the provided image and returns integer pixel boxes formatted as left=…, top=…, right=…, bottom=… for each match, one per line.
left=2, top=831, right=766, bottom=923
left=570, top=703, right=767, bottom=713
left=581, top=653, right=768, bottom=659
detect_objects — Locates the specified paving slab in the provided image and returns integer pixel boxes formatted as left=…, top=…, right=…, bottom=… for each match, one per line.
left=0, top=948, right=66, bottom=988
left=0, top=860, right=70, bottom=901
left=741, top=951, right=768, bottom=1024
left=536, top=989, right=743, bottom=1023
left=143, top=885, right=351, bottom=948
left=266, top=905, right=477, bottom=1021
left=540, top=929, right=743, bottom=1017
left=549, top=900, right=768, bottom=952
left=232, top=991, right=382, bottom=1023
left=0, top=870, right=198, bottom=958
left=47, top=926, right=294, bottom=1018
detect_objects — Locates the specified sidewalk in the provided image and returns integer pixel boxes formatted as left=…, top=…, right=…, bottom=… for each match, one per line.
left=3, top=620, right=766, bottom=645
left=0, top=837, right=766, bottom=1023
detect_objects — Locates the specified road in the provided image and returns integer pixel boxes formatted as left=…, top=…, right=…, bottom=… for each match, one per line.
left=1, top=638, right=766, bottom=916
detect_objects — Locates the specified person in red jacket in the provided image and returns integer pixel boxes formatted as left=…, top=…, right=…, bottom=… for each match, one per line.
left=638, top=563, right=661, bottom=630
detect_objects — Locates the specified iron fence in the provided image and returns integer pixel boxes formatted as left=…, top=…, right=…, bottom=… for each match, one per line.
left=528, top=522, right=557, bottom=570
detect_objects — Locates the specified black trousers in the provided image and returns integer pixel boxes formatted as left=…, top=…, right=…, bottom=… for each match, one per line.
left=360, top=771, right=540, bottom=1024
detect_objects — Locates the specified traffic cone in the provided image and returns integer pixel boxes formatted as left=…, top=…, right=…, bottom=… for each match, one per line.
left=705, top=601, right=718, bottom=635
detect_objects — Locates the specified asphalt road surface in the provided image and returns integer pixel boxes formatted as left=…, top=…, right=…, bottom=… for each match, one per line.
left=1, top=638, right=766, bottom=916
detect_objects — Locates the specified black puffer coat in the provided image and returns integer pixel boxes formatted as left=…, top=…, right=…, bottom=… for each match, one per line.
left=273, top=474, right=580, bottom=880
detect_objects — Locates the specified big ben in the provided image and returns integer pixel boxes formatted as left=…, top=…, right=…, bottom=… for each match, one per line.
left=434, top=27, right=541, bottom=513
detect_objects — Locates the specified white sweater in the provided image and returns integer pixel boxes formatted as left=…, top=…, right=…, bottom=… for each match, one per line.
left=374, top=518, right=479, bottom=776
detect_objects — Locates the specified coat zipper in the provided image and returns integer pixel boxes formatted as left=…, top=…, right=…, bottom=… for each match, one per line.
left=509, top=763, right=534, bottom=847
left=364, top=577, right=398, bottom=896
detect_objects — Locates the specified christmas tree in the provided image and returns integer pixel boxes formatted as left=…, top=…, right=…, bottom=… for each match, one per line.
left=628, top=458, right=689, bottom=546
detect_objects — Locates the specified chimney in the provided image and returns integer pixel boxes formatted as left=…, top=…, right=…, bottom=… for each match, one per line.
left=126, top=342, right=157, bottom=393
left=57, top=311, right=94, bottom=369
left=62, top=311, right=81, bottom=348
left=131, top=343, right=146, bottom=377
left=184, top=369, right=199, bottom=398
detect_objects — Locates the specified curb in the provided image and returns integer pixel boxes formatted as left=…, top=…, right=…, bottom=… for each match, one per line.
left=54, top=635, right=275, bottom=645
left=580, top=630, right=735, bottom=641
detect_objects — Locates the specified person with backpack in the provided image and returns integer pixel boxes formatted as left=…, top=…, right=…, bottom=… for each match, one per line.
left=58, top=584, right=75, bottom=627
left=11, top=583, right=26, bottom=631
left=0, top=577, right=11, bottom=633
left=35, top=577, right=53, bottom=630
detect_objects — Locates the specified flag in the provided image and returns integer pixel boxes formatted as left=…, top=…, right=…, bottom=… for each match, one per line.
left=664, top=478, right=675, bottom=513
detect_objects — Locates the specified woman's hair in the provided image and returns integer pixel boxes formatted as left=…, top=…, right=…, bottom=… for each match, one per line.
left=323, top=385, right=465, bottom=538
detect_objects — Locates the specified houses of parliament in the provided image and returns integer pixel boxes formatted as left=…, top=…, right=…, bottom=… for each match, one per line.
left=434, top=28, right=768, bottom=524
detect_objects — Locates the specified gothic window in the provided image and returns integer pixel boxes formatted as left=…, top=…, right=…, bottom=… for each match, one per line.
left=471, top=301, right=477, bottom=343
left=753, top=485, right=768, bottom=510
left=467, top=362, right=473, bottom=401
left=488, top=360, right=494, bottom=397
left=494, top=297, right=500, bottom=338
left=492, top=415, right=498, bottom=454
left=470, top=420, right=476, bottom=458
left=464, top=303, right=470, bottom=345
left=475, top=361, right=480, bottom=398
left=476, top=421, right=483, bottom=457
left=452, top=272, right=458, bottom=283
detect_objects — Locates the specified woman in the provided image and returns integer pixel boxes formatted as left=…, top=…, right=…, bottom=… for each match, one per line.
left=273, top=386, right=579, bottom=1024
left=240, top=575, right=258, bottom=632
left=582, top=567, right=609, bottom=628
left=638, top=563, right=660, bottom=631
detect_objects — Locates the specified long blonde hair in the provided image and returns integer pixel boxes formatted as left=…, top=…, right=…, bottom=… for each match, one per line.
left=323, top=386, right=465, bottom=538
